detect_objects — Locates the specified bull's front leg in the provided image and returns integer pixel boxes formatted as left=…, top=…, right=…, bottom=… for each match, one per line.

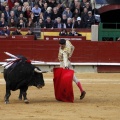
left=4, top=83, right=11, bottom=104
left=20, top=86, right=29, bottom=104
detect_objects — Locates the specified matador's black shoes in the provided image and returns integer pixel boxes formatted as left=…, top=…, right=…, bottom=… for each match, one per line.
left=80, top=91, right=86, bottom=100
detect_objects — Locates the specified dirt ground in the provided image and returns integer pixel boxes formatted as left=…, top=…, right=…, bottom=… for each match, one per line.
left=0, top=72, right=120, bottom=120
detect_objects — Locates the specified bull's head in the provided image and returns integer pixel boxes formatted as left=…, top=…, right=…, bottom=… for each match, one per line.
left=33, top=68, right=48, bottom=89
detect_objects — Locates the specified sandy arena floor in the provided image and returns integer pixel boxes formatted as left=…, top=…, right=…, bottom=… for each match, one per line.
left=0, top=72, right=120, bottom=120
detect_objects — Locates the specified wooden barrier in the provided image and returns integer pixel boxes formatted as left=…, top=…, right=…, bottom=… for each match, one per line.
left=0, top=40, right=120, bottom=63
left=0, top=40, right=120, bottom=72
left=44, top=36, right=86, bottom=41
left=0, top=35, right=35, bottom=40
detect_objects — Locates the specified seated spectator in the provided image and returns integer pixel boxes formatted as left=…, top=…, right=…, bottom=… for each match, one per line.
left=0, top=26, right=10, bottom=37
left=3, top=5, right=10, bottom=23
left=85, top=2, right=92, bottom=12
left=38, top=0, right=44, bottom=9
left=37, top=18, right=44, bottom=28
left=65, top=17, right=73, bottom=28
left=11, top=27, right=22, bottom=35
left=81, top=7, right=88, bottom=28
left=61, top=14, right=67, bottom=25
left=68, top=28, right=82, bottom=36
left=73, top=17, right=84, bottom=28
left=41, top=2, right=48, bottom=13
left=44, top=16, right=53, bottom=28
left=18, top=13, right=27, bottom=24
left=22, top=2, right=29, bottom=12
left=62, top=7, right=72, bottom=18
left=51, top=7, right=60, bottom=21
left=53, top=17, right=64, bottom=29
left=24, top=6, right=32, bottom=20
left=17, top=19, right=26, bottom=28
left=72, top=8, right=81, bottom=18
left=26, top=17, right=34, bottom=28
left=26, top=29, right=37, bottom=40
left=43, top=6, right=52, bottom=21
left=59, top=29, right=68, bottom=36
left=0, top=17, right=8, bottom=27
left=81, top=0, right=88, bottom=11
left=8, top=18, right=17, bottom=28
left=14, top=5, right=24, bottom=18
left=32, top=3, right=41, bottom=23
left=84, top=11, right=95, bottom=28
left=9, top=10, right=18, bottom=24
left=0, top=12, right=5, bottom=21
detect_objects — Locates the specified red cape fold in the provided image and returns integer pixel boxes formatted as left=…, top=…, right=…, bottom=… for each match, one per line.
left=53, top=68, right=74, bottom=102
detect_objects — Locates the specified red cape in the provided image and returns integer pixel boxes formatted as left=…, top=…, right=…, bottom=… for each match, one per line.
left=53, top=68, right=74, bottom=102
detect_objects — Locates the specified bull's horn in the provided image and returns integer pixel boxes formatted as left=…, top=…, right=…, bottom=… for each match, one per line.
left=34, top=68, right=48, bottom=73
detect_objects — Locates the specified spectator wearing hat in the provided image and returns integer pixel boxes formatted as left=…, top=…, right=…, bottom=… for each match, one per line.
left=84, top=11, right=95, bottom=28
left=11, top=27, right=22, bottom=35
left=73, top=16, right=84, bottom=28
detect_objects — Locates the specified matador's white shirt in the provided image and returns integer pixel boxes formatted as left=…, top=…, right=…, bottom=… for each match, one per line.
left=58, top=40, right=75, bottom=68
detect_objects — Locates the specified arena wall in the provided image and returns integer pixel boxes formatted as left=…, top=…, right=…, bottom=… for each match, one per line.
left=0, top=40, right=120, bottom=73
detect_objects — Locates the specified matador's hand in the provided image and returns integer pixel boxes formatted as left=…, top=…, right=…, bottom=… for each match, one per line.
left=65, top=66, right=69, bottom=69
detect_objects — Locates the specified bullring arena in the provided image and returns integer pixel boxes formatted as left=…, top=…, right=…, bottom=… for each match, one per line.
left=0, top=72, right=120, bottom=120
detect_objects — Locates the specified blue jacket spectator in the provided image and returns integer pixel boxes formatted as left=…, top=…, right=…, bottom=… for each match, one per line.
left=32, top=3, right=41, bottom=23
left=62, top=7, right=73, bottom=18
left=3, top=6, right=10, bottom=23
left=0, top=26, right=10, bottom=37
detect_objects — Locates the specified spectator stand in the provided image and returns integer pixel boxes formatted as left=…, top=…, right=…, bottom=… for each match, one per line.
left=0, top=27, right=91, bottom=40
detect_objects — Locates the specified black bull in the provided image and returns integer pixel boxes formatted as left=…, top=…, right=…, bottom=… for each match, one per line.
left=3, top=55, right=47, bottom=104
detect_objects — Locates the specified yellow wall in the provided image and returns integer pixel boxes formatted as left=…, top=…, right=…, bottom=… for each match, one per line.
left=10, top=31, right=91, bottom=40
left=41, top=32, right=91, bottom=40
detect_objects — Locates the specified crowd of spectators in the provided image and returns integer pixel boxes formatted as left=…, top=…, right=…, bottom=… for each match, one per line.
left=0, top=0, right=100, bottom=29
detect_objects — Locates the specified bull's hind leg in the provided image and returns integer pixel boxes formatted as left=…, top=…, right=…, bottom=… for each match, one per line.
left=20, top=86, right=29, bottom=104
left=4, top=84, right=11, bottom=104
left=18, top=89, right=22, bottom=100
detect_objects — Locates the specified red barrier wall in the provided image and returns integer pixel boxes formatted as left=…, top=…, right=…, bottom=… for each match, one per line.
left=0, top=40, right=120, bottom=63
